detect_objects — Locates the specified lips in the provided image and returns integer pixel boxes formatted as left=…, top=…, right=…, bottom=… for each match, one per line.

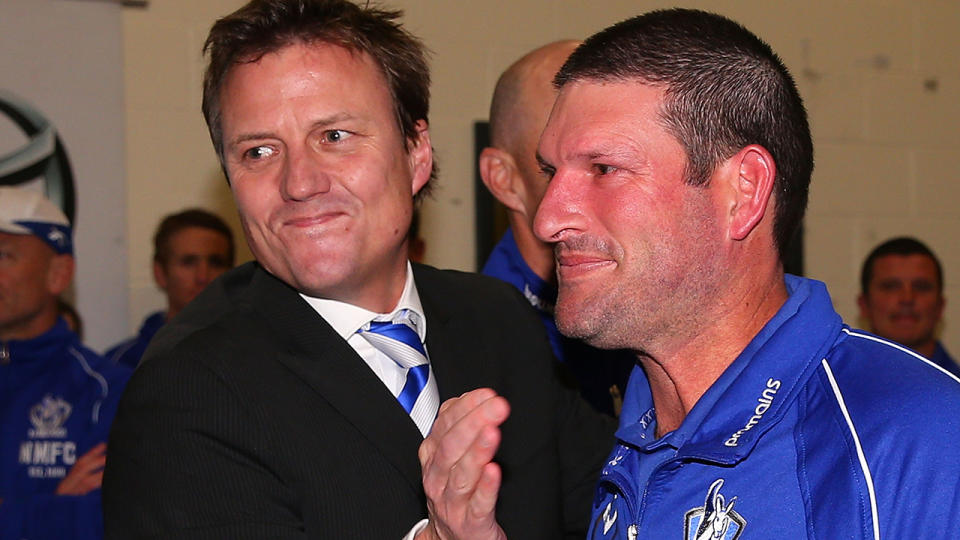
left=283, top=211, right=346, bottom=228
left=555, top=252, right=615, bottom=280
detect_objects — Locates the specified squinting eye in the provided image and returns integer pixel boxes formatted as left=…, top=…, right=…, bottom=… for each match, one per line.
left=595, top=164, right=618, bottom=175
left=321, top=130, right=352, bottom=143
left=244, top=146, right=275, bottom=160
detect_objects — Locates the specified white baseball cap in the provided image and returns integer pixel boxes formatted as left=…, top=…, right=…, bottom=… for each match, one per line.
left=0, top=187, right=73, bottom=255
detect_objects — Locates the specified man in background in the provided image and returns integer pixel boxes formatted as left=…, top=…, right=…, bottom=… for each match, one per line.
left=0, top=187, right=131, bottom=540
left=105, top=208, right=234, bottom=368
left=419, top=9, right=960, bottom=539
left=859, top=236, right=957, bottom=376
left=480, top=41, right=634, bottom=417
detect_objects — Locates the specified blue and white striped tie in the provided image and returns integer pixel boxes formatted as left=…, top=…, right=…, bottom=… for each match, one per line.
left=358, top=309, right=438, bottom=436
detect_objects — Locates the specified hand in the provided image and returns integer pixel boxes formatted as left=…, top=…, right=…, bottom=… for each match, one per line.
left=417, top=388, right=510, bottom=540
left=55, top=442, right=107, bottom=496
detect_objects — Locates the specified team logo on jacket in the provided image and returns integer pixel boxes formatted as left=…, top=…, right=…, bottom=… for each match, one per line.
left=28, top=394, right=72, bottom=438
left=684, top=479, right=745, bottom=540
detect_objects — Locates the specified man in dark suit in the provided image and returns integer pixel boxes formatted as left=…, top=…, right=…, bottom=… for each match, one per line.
left=101, top=1, right=613, bottom=539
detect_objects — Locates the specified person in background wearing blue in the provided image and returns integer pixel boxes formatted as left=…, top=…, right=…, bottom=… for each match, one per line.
left=859, top=236, right=958, bottom=376
left=419, top=9, right=960, bottom=539
left=105, top=208, right=234, bottom=368
left=480, top=41, right=635, bottom=417
left=0, top=187, right=131, bottom=539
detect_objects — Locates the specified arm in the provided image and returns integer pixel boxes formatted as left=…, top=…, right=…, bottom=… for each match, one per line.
left=102, top=344, right=306, bottom=539
left=0, top=445, right=109, bottom=540
left=417, top=389, right=511, bottom=540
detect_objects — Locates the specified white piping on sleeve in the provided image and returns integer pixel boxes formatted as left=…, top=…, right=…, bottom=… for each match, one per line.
left=69, top=347, right=109, bottom=424
left=821, top=357, right=880, bottom=540
left=842, top=328, right=960, bottom=384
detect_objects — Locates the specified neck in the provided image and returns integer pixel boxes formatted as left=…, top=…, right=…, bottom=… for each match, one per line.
left=913, top=339, right=937, bottom=359
left=0, top=307, right=59, bottom=342
left=509, top=219, right=554, bottom=282
left=643, top=267, right=789, bottom=437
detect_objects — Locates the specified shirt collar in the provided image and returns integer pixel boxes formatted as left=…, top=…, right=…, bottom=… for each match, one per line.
left=617, top=275, right=843, bottom=463
left=299, top=261, right=427, bottom=343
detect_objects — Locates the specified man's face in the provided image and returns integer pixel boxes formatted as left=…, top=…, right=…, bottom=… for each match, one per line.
left=0, top=232, right=60, bottom=340
left=155, top=226, right=232, bottom=317
left=219, top=42, right=431, bottom=311
left=859, top=254, right=944, bottom=349
left=533, top=80, right=726, bottom=352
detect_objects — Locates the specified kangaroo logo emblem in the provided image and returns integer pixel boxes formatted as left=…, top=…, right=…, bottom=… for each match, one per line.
left=684, top=479, right=746, bottom=540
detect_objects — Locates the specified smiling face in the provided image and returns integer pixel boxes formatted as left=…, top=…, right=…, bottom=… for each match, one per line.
left=859, top=253, right=944, bottom=352
left=219, top=42, right=431, bottom=311
left=533, top=80, right=727, bottom=353
left=154, top=226, right=232, bottom=318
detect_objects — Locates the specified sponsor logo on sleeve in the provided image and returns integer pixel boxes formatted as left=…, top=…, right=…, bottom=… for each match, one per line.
left=724, top=378, right=781, bottom=447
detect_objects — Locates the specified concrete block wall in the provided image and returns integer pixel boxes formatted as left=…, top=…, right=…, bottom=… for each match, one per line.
left=123, top=1, right=960, bottom=353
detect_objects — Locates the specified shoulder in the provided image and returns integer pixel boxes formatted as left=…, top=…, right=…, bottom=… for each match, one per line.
left=413, top=263, right=533, bottom=313
left=801, top=328, right=960, bottom=537
left=801, top=327, right=960, bottom=458
left=64, top=339, right=133, bottom=395
left=143, top=262, right=264, bottom=361
left=826, top=328, right=960, bottom=396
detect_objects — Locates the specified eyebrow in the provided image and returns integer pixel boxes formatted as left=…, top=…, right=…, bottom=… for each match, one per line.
left=227, top=112, right=360, bottom=149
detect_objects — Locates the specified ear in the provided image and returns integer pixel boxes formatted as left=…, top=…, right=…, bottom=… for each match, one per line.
left=727, top=145, right=777, bottom=241
left=479, top=147, right=526, bottom=213
left=153, top=260, right=169, bottom=291
left=407, top=119, right=433, bottom=197
left=46, top=254, right=75, bottom=296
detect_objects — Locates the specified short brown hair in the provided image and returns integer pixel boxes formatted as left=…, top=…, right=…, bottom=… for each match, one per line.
left=201, top=0, right=436, bottom=197
left=153, top=208, right=235, bottom=267
left=556, top=9, right=813, bottom=262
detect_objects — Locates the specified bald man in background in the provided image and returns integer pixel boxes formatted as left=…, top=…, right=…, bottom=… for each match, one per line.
left=480, top=41, right=635, bottom=417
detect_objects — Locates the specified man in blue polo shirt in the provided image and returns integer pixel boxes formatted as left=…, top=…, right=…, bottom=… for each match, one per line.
left=0, top=187, right=131, bottom=540
left=418, top=9, right=960, bottom=540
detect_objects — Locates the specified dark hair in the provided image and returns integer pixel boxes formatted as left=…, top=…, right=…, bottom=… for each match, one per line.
left=202, top=0, right=435, bottom=197
left=555, top=8, right=813, bottom=261
left=153, top=208, right=236, bottom=267
left=860, top=236, right=943, bottom=295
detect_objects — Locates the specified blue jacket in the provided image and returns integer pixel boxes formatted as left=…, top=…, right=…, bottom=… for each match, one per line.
left=104, top=311, right=165, bottom=369
left=1, top=319, right=132, bottom=540
left=483, top=230, right=635, bottom=417
left=589, top=275, right=960, bottom=539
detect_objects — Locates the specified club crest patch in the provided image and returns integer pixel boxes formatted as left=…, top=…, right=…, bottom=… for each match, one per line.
left=684, top=479, right=745, bottom=540
left=28, top=395, right=72, bottom=438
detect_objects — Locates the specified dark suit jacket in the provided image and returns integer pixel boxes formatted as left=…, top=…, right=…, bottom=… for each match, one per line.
left=103, top=262, right=615, bottom=539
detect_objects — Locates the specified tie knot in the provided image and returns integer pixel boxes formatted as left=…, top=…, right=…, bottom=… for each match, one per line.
left=358, top=310, right=427, bottom=368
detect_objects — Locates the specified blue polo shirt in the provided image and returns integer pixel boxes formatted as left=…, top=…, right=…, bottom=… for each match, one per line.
left=589, top=275, right=960, bottom=539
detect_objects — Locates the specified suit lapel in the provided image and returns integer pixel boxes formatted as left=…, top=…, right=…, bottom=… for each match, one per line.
left=415, top=265, right=487, bottom=402
left=243, top=267, right=425, bottom=495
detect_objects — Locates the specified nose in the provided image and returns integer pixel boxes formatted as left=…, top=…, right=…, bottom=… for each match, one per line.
left=899, top=285, right=917, bottom=304
left=280, top=146, right=331, bottom=201
left=196, top=260, right=213, bottom=286
left=533, top=168, right=585, bottom=245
